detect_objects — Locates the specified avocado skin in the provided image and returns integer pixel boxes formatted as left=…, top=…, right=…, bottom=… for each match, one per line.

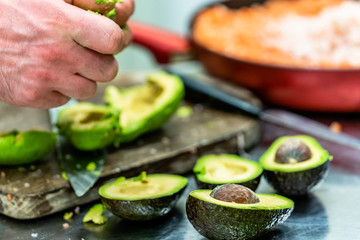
left=195, top=175, right=261, bottom=191
left=264, top=160, right=330, bottom=197
left=186, top=194, right=293, bottom=240
left=62, top=128, right=117, bottom=151
left=100, top=187, right=185, bottom=221
left=0, top=130, right=56, bottom=165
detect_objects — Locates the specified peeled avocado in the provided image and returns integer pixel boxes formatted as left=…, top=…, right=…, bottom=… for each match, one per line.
left=57, top=102, right=120, bottom=151
left=0, top=130, right=56, bottom=165
left=193, top=154, right=263, bottom=191
left=104, top=71, right=184, bottom=143
left=186, top=188, right=294, bottom=240
left=260, top=135, right=332, bottom=196
left=99, top=172, right=188, bottom=221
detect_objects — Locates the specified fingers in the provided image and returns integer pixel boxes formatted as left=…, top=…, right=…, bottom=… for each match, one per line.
left=19, top=75, right=98, bottom=109
left=45, top=91, right=71, bottom=109
left=68, top=8, right=123, bottom=54
left=114, top=0, right=135, bottom=27
left=55, top=74, right=98, bottom=101
left=117, top=26, right=132, bottom=53
left=65, top=3, right=132, bottom=55
left=65, top=0, right=134, bottom=54
left=73, top=48, right=119, bottom=82
left=17, top=88, right=70, bottom=109
left=15, top=57, right=105, bottom=108
left=28, top=0, right=134, bottom=109
left=15, top=71, right=97, bottom=108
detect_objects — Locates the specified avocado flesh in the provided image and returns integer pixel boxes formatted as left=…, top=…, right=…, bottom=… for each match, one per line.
left=260, top=135, right=331, bottom=196
left=83, top=203, right=108, bottom=225
left=186, top=190, right=294, bottom=240
left=0, top=130, right=56, bottom=165
left=99, top=173, right=188, bottom=221
left=57, top=102, right=120, bottom=151
left=104, top=71, right=184, bottom=143
left=100, top=174, right=188, bottom=200
left=193, top=154, right=263, bottom=191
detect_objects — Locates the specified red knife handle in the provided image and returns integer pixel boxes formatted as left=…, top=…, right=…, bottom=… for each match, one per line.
left=128, top=21, right=190, bottom=64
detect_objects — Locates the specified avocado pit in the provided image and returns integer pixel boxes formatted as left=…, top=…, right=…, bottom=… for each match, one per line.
left=210, top=184, right=259, bottom=204
left=275, top=138, right=312, bottom=164
left=260, top=135, right=332, bottom=196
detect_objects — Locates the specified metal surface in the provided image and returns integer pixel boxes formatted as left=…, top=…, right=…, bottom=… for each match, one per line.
left=1, top=116, right=360, bottom=239
left=167, top=69, right=360, bottom=151
left=48, top=99, right=105, bottom=197
left=1, top=160, right=359, bottom=239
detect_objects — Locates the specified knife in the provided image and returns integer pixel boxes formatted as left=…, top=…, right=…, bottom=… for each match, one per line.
left=48, top=99, right=105, bottom=197
left=166, top=69, right=360, bottom=151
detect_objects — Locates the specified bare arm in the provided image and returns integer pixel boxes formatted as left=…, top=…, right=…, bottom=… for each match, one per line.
left=0, top=0, right=134, bottom=108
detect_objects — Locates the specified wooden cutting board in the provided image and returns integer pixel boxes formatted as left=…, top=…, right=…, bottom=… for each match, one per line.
left=0, top=70, right=261, bottom=220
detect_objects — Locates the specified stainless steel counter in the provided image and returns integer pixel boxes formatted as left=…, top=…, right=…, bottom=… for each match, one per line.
left=2, top=117, right=360, bottom=240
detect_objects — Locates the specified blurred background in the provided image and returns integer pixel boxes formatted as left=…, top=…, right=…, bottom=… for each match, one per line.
left=116, top=0, right=219, bottom=71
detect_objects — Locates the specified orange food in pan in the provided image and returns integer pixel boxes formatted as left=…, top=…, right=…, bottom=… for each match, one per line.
left=193, top=0, right=360, bottom=69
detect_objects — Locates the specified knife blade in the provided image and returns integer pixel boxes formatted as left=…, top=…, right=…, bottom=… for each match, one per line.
left=166, top=69, right=360, bottom=151
left=48, top=99, right=105, bottom=197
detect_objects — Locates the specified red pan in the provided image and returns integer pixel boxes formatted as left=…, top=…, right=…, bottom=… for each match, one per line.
left=129, top=0, right=360, bottom=112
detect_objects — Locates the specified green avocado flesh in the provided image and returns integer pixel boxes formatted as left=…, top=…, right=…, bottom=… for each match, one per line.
left=104, top=71, right=184, bottom=143
left=83, top=203, right=108, bottom=225
left=0, top=130, right=56, bottom=165
left=87, top=0, right=123, bottom=19
left=99, top=173, right=188, bottom=221
left=193, top=154, right=263, bottom=191
left=186, top=189, right=294, bottom=240
left=57, top=102, right=120, bottom=151
left=260, top=135, right=331, bottom=196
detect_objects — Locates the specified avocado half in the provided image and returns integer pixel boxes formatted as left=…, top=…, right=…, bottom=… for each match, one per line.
left=104, top=71, right=184, bottom=143
left=57, top=102, right=120, bottom=151
left=99, top=172, right=188, bottom=221
left=260, top=135, right=332, bottom=196
left=0, top=130, right=56, bottom=165
left=186, top=189, right=294, bottom=240
left=193, top=154, right=263, bottom=191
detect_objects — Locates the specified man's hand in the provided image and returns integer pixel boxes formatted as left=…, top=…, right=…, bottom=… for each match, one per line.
left=0, top=0, right=134, bottom=108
